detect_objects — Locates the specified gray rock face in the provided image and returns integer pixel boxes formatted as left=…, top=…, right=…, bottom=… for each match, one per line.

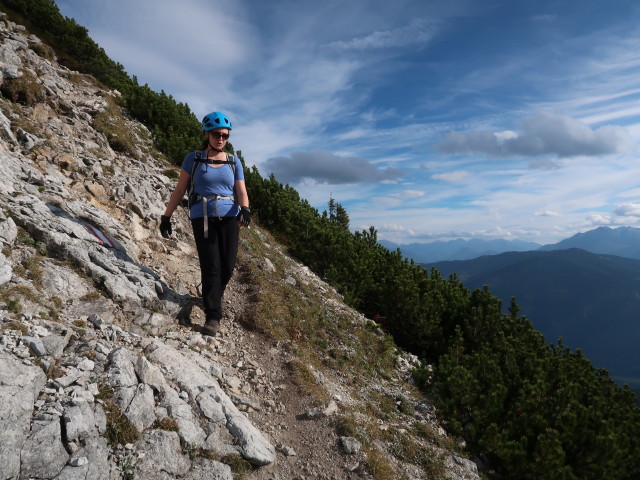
left=145, top=341, right=276, bottom=466
left=131, top=310, right=175, bottom=337
left=0, top=350, right=47, bottom=479
left=0, top=39, right=22, bottom=78
left=0, top=109, right=17, bottom=146
left=63, top=400, right=97, bottom=443
left=41, top=259, right=93, bottom=300
left=55, top=437, right=115, bottom=480
left=161, top=387, right=207, bottom=447
left=184, top=458, right=233, bottom=480
left=106, top=347, right=139, bottom=408
left=39, top=322, right=73, bottom=359
left=135, top=430, right=191, bottom=477
left=0, top=252, right=11, bottom=286
left=125, top=383, right=156, bottom=432
left=135, top=355, right=167, bottom=390
left=20, top=419, right=69, bottom=478
left=0, top=215, right=17, bottom=246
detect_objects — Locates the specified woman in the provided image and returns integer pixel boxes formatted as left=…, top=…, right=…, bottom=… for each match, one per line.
left=160, top=111, right=251, bottom=336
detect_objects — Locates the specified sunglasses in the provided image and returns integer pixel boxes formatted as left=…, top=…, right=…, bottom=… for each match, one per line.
left=209, top=131, right=230, bottom=140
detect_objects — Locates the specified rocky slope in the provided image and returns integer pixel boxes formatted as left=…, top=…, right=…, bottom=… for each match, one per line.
left=0, top=13, right=480, bottom=480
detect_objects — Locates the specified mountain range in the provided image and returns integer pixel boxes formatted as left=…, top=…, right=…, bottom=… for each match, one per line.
left=381, top=225, right=640, bottom=263
left=418, top=229, right=640, bottom=391
left=539, top=225, right=640, bottom=259
left=380, top=237, right=541, bottom=263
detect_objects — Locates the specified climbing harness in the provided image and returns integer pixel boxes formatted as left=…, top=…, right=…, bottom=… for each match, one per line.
left=187, top=150, right=237, bottom=238
left=196, top=193, right=234, bottom=238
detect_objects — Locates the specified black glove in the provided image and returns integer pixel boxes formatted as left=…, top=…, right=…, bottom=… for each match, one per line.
left=237, top=207, right=251, bottom=227
left=160, top=215, right=172, bottom=238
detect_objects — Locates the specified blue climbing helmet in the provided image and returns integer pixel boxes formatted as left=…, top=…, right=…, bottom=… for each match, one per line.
left=201, top=111, right=232, bottom=134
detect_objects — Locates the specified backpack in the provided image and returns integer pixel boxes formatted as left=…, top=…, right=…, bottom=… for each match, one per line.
left=187, top=150, right=237, bottom=208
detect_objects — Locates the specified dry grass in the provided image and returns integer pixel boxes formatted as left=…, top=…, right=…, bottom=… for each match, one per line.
left=92, top=95, right=139, bottom=158
left=220, top=454, right=253, bottom=479
left=0, top=284, right=40, bottom=313
left=103, top=399, right=140, bottom=446
left=153, top=417, right=179, bottom=432
left=94, top=381, right=140, bottom=446
left=0, top=69, right=46, bottom=106
left=287, top=358, right=330, bottom=402
left=0, top=320, right=28, bottom=335
left=46, top=362, right=65, bottom=380
left=162, top=168, right=179, bottom=179
left=239, top=226, right=397, bottom=380
left=31, top=42, right=56, bottom=61
left=364, top=446, right=401, bottom=480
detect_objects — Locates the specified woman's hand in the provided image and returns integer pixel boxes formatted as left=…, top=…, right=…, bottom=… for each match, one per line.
left=237, top=207, right=251, bottom=227
left=160, top=215, right=172, bottom=237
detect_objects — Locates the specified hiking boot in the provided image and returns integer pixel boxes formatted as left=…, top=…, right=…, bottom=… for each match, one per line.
left=202, top=319, right=220, bottom=337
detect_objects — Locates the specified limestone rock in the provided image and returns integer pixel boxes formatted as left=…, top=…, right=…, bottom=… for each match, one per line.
left=185, top=458, right=233, bottom=480
left=20, top=420, right=69, bottom=479
left=0, top=350, right=47, bottom=479
left=0, top=215, right=17, bottom=246
left=0, top=252, right=11, bottom=286
left=134, top=430, right=191, bottom=477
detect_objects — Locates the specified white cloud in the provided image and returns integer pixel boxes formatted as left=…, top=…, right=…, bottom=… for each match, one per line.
left=84, top=0, right=250, bottom=80
left=379, top=224, right=417, bottom=234
left=529, top=158, right=561, bottom=170
left=436, top=111, right=636, bottom=158
left=390, top=190, right=426, bottom=199
left=583, top=214, right=613, bottom=226
left=431, top=171, right=470, bottom=182
left=494, top=130, right=518, bottom=142
left=263, top=150, right=405, bottom=185
left=327, top=19, right=438, bottom=51
left=613, top=203, right=640, bottom=217
left=535, top=210, right=561, bottom=217
left=531, top=14, right=557, bottom=22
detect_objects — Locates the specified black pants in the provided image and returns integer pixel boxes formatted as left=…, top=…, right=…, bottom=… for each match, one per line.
left=191, top=217, right=239, bottom=321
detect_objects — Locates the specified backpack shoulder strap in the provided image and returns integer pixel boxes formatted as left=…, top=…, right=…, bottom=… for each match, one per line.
left=187, top=150, right=204, bottom=207
left=227, top=153, right=238, bottom=205
left=226, top=152, right=236, bottom=177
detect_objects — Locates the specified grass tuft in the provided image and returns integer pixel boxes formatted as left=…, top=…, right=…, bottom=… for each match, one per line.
left=0, top=69, right=46, bottom=106
left=103, top=398, right=140, bottom=446
left=93, top=95, right=139, bottom=157
left=220, top=454, right=253, bottom=479
left=95, top=382, right=140, bottom=446
left=153, top=417, right=179, bottom=432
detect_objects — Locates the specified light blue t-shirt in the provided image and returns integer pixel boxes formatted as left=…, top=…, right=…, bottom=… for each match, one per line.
left=181, top=151, right=245, bottom=219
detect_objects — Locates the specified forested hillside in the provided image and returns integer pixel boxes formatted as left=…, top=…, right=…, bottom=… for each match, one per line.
left=432, top=248, right=640, bottom=391
left=5, top=1, right=640, bottom=478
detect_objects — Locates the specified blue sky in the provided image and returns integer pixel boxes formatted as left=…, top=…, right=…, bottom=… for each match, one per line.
left=56, top=0, right=640, bottom=245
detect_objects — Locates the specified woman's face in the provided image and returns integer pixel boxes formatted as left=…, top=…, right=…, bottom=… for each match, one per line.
left=208, top=128, right=230, bottom=149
